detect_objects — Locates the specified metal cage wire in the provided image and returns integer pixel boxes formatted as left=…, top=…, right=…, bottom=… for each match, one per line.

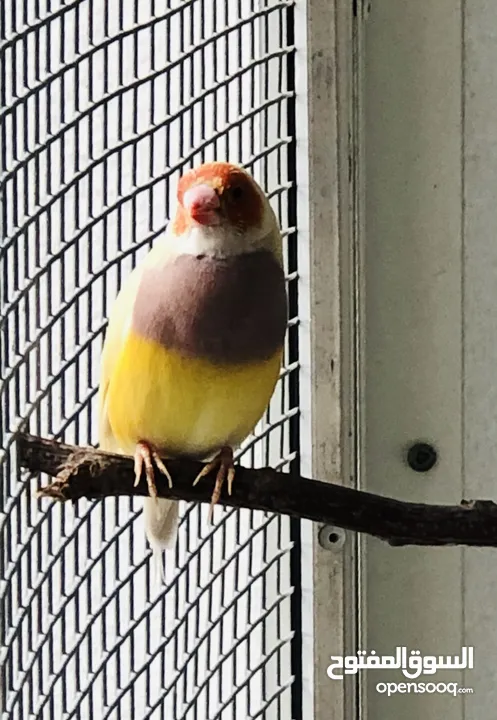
left=0, top=1, right=302, bottom=718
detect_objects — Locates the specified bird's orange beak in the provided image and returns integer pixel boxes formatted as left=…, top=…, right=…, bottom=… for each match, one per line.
left=183, top=184, right=221, bottom=226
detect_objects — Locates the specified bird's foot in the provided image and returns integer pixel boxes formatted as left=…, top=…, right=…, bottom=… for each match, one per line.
left=134, top=441, right=173, bottom=502
left=193, top=446, right=235, bottom=523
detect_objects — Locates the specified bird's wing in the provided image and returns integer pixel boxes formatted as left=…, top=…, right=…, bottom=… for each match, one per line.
left=97, top=262, right=146, bottom=452
left=98, top=236, right=174, bottom=450
left=98, top=248, right=180, bottom=566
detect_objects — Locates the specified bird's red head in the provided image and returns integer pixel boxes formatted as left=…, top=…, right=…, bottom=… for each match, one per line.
left=173, top=162, right=265, bottom=235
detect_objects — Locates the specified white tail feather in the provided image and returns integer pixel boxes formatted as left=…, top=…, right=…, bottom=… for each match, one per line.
left=143, top=498, right=179, bottom=584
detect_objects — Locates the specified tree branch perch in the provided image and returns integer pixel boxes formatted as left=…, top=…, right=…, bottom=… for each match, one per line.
left=16, top=433, right=497, bottom=548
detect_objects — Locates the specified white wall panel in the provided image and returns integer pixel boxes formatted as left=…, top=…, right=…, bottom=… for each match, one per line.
left=364, top=0, right=465, bottom=717
left=363, top=0, right=497, bottom=717
left=462, top=0, right=497, bottom=714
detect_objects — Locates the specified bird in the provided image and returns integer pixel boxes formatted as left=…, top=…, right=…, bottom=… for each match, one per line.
left=97, top=161, right=288, bottom=573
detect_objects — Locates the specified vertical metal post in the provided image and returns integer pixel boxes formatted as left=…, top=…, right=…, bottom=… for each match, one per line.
left=295, top=0, right=365, bottom=718
left=285, top=1, right=304, bottom=718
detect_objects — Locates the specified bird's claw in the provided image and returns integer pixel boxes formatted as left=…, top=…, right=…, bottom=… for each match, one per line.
left=193, top=446, right=235, bottom=523
left=134, top=441, right=173, bottom=503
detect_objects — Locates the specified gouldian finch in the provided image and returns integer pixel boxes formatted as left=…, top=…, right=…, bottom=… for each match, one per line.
left=98, top=161, right=287, bottom=565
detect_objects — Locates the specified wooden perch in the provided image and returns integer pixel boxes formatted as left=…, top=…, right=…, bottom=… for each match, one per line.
left=17, top=432, right=497, bottom=548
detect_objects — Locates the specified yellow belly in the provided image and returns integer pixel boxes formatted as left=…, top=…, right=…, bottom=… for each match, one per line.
left=106, top=331, right=282, bottom=456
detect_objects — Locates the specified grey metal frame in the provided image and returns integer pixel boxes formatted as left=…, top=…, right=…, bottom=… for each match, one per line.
left=296, top=1, right=365, bottom=718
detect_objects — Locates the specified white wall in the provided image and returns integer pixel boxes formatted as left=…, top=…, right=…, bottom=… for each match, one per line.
left=363, top=0, right=497, bottom=717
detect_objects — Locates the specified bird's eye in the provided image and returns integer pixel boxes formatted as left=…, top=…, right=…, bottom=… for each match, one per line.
left=229, top=185, right=244, bottom=201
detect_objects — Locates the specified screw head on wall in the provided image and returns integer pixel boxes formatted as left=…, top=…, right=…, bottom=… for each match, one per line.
left=406, top=442, right=438, bottom=473
left=318, top=525, right=346, bottom=551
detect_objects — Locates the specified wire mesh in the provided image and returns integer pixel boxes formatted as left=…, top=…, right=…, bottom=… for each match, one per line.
left=0, top=1, right=300, bottom=718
